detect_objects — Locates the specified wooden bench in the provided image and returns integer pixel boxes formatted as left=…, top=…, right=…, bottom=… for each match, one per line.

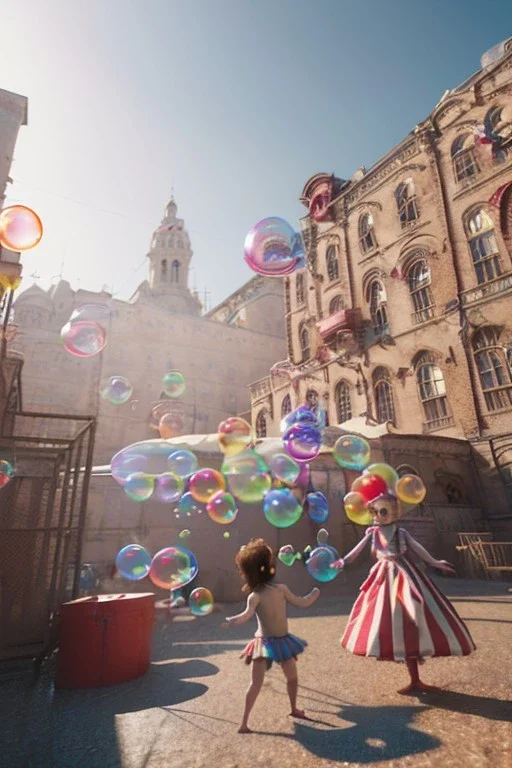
left=473, top=541, right=512, bottom=576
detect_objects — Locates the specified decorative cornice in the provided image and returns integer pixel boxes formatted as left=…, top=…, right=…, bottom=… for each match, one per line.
left=349, top=200, right=383, bottom=215
left=345, top=145, right=423, bottom=207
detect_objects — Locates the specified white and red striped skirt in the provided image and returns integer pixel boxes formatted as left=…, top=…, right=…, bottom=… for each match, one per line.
left=342, top=555, right=476, bottom=662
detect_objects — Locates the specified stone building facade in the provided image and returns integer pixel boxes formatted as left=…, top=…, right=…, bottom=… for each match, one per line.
left=11, top=196, right=286, bottom=465
left=250, top=40, right=512, bottom=527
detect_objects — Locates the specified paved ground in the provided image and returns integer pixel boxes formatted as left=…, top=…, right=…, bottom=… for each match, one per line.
left=1, top=577, right=511, bottom=768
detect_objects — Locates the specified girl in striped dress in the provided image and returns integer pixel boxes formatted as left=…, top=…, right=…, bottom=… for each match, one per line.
left=331, top=492, right=476, bottom=694
left=223, top=538, right=320, bottom=732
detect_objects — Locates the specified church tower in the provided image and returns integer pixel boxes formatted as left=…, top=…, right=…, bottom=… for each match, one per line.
left=133, top=194, right=202, bottom=315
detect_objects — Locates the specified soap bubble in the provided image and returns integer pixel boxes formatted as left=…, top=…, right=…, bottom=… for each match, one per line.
left=306, top=546, right=339, bottom=582
left=179, top=529, right=191, bottom=539
left=111, top=440, right=189, bottom=487
left=175, top=492, right=204, bottom=517
left=223, top=449, right=272, bottom=503
left=61, top=320, right=106, bottom=357
left=69, top=303, right=111, bottom=324
left=158, top=412, right=184, bottom=438
left=244, top=217, right=305, bottom=277
left=333, top=434, right=371, bottom=470
left=189, top=587, right=214, bottom=616
left=162, top=371, right=186, bottom=398
left=0, top=205, right=43, bottom=251
left=217, top=417, right=252, bottom=457
left=364, top=462, right=398, bottom=489
left=344, top=491, right=372, bottom=525
left=351, top=473, right=388, bottom=504
left=268, top=453, right=300, bottom=486
left=100, top=376, right=133, bottom=405
left=115, top=544, right=151, bottom=580
left=283, top=424, right=322, bottom=462
left=153, top=472, right=184, bottom=503
left=396, top=474, right=426, bottom=505
left=149, top=546, right=199, bottom=590
left=263, top=488, right=302, bottom=528
left=278, top=544, right=298, bottom=567
left=281, top=405, right=319, bottom=434
left=306, top=491, right=329, bottom=523
left=149, top=401, right=174, bottom=431
left=189, top=468, right=226, bottom=503
left=167, top=449, right=198, bottom=478
left=124, top=473, right=154, bottom=502
left=206, top=491, right=238, bottom=524
left=223, top=531, right=230, bottom=539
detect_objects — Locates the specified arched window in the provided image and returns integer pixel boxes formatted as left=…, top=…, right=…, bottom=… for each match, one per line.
left=395, top=180, right=419, bottom=227
left=281, top=394, right=292, bottom=418
left=329, top=295, right=343, bottom=314
left=373, top=367, right=396, bottom=424
left=295, top=273, right=305, bottom=305
left=472, top=327, right=512, bottom=411
left=171, top=260, right=180, bottom=283
left=451, top=134, right=479, bottom=181
left=367, top=279, right=388, bottom=335
left=407, top=258, right=434, bottom=323
left=415, top=353, right=451, bottom=430
left=326, top=245, right=340, bottom=282
left=160, top=259, right=168, bottom=282
left=466, top=209, right=502, bottom=284
left=255, top=410, right=267, bottom=438
left=299, top=324, right=310, bottom=361
left=167, top=235, right=174, bottom=248
left=358, top=213, right=377, bottom=254
left=335, top=380, right=352, bottom=424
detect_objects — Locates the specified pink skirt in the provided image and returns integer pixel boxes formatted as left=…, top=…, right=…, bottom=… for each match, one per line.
left=241, top=633, right=307, bottom=668
left=342, top=555, right=476, bottom=662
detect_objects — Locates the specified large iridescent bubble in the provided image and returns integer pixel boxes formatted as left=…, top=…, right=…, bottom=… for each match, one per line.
left=281, top=405, right=319, bottom=434
left=153, top=472, right=184, bottom=503
left=189, top=587, right=214, bottom=616
left=162, top=371, right=186, bottom=398
left=174, top=492, right=205, bottom=518
left=167, top=449, right=198, bottom=478
left=100, top=375, right=133, bottom=405
left=115, top=544, right=151, bottom=581
left=217, top=417, right=252, bottom=457
left=333, top=434, right=371, bottom=471
left=223, top=449, right=272, bottom=503
left=124, top=473, right=154, bottom=502
left=306, top=491, right=329, bottom=523
left=206, top=491, right=238, bottom=524
left=244, top=217, right=305, bottom=277
left=263, top=488, right=303, bottom=528
left=0, top=205, right=43, bottom=251
left=149, top=546, right=199, bottom=590
left=61, top=320, right=106, bottom=358
left=111, top=440, right=188, bottom=486
left=189, top=468, right=226, bottom=503
left=306, top=546, right=339, bottom=583
left=283, top=424, right=322, bottom=462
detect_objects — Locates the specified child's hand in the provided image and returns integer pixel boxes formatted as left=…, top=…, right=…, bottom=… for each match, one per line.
left=330, top=558, right=345, bottom=570
left=435, top=560, right=456, bottom=575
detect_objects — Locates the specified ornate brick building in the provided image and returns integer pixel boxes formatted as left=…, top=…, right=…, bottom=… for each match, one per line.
left=250, top=40, right=512, bottom=524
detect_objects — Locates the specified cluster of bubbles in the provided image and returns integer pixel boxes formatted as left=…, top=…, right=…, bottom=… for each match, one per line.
left=0, top=459, right=15, bottom=490
left=0, top=205, right=43, bottom=251
left=244, top=217, right=305, bottom=277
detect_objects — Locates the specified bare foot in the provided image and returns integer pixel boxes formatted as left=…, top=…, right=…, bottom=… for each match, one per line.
left=289, top=708, right=308, bottom=719
left=398, top=680, right=442, bottom=695
left=238, top=725, right=252, bottom=733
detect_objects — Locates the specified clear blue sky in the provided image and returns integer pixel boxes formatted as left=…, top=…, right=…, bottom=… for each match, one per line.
left=3, top=0, right=512, bottom=308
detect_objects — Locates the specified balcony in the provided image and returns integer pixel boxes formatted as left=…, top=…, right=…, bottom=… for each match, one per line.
left=460, top=272, right=512, bottom=307
left=423, top=415, right=455, bottom=433
left=316, top=309, right=362, bottom=341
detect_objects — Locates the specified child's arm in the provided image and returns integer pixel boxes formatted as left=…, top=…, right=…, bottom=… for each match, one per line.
left=223, top=592, right=260, bottom=626
left=330, top=528, right=373, bottom=570
left=402, top=530, right=455, bottom=573
left=278, top=584, right=320, bottom=607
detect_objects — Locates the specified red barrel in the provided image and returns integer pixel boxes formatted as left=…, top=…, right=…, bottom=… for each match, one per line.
left=55, top=593, right=154, bottom=689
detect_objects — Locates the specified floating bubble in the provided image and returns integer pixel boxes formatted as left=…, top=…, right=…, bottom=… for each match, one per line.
left=306, top=546, right=339, bottom=583
left=223, top=449, right=272, bottom=503
left=124, top=473, right=154, bottom=502
left=268, top=453, right=300, bottom=486
left=159, top=412, right=184, bottom=438
left=244, top=217, right=305, bottom=277
left=364, top=462, right=398, bottom=489
left=61, top=320, right=106, bottom=358
left=0, top=459, right=14, bottom=477
left=179, top=529, right=191, bottom=540
left=396, top=474, right=426, bottom=505
left=175, top=492, right=204, bottom=517
left=283, top=424, right=322, bottom=463
left=149, top=546, right=199, bottom=590
left=263, top=488, right=303, bottom=528
left=189, top=587, right=214, bottom=616
left=223, top=532, right=230, bottom=539
left=344, top=491, right=373, bottom=526
left=206, top=491, right=238, bottom=524
left=162, top=371, right=186, bottom=398
left=351, top=474, right=388, bottom=504
left=70, top=303, right=111, bottom=324
left=112, top=440, right=188, bottom=486
left=149, top=401, right=174, bottom=431
left=167, top=449, right=198, bottom=478
left=281, top=405, right=319, bottom=434
left=217, top=417, right=252, bottom=457
left=306, top=491, right=329, bottom=523
left=115, top=544, right=151, bottom=581
left=278, top=544, right=298, bottom=567
left=333, top=434, right=371, bottom=471
left=153, top=472, right=184, bottom=503
left=189, top=468, right=226, bottom=503
left=0, top=205, right=43, bottom=251
left=100, top=375, right=133, bottom=405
